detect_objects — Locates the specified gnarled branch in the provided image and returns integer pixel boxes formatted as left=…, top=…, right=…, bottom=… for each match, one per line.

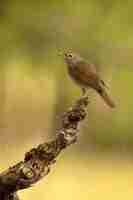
left=0, top=96, right=89, bottom=200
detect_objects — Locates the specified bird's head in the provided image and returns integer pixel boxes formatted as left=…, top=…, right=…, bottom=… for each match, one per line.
left=64, top=50, right=83, bottom=66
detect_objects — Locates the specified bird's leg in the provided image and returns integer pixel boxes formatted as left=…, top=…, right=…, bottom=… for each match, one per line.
left=82, top=88, right=87, bottom=96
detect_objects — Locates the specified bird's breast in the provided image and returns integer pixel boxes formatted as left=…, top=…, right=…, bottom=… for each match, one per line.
left=68, top=64, right=87, bottom=88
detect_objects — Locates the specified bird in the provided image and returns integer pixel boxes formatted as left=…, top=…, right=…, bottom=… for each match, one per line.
left=63, top=50, right=115, bottom=108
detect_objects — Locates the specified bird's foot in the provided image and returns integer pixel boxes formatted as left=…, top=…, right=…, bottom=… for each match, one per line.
left=82, top=88, right=87, bottom=97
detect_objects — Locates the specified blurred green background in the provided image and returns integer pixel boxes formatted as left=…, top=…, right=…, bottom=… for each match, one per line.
left=1, top=0, right=133, bottom=199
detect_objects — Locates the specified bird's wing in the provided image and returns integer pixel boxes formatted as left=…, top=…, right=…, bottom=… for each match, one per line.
left=73, top=61, right=100, bottom=90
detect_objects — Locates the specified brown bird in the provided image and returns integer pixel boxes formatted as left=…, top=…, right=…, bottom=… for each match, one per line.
left=64, top=50, right=115, bottom=108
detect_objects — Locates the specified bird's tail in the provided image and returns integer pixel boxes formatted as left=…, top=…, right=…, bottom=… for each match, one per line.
left=97, top=88, right=115, bottom=108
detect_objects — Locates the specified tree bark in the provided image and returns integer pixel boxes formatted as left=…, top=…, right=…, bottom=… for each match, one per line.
left=0, top=96, right=89, bottom=200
